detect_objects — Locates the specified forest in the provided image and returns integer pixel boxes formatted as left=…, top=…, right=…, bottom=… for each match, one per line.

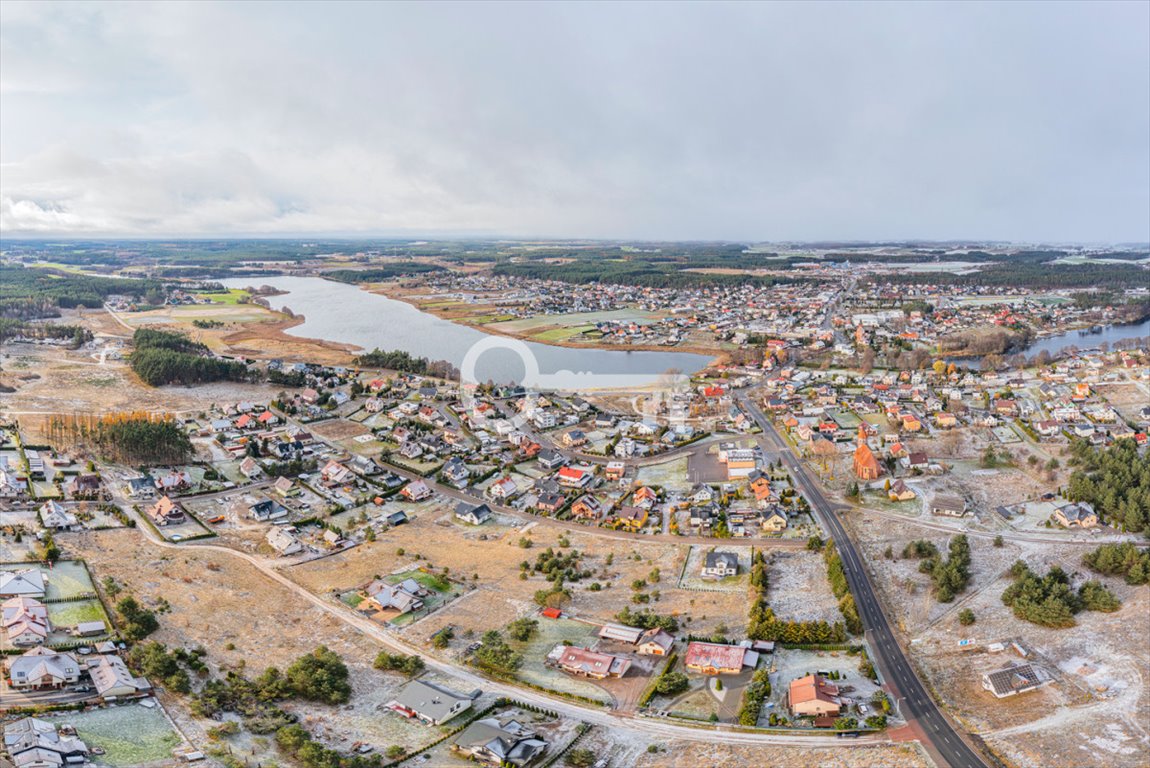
left=42, top=412, right=193, bottom=464
left=1067, top=439, right=1150, bottom=534
left=324, top=264, right=444, bottom=282
left=129, top=328, right=252, bottom=386
left=0, top=265, right=164, bottom=318
left=873, top=261, right=1146, bottom=290
left=353, top=348, right=458, bottom=379
left=492, top=258, right=814, bottom=288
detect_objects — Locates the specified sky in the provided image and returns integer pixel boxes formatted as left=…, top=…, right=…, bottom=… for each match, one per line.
left=1, top=1, right=1148, bottom=243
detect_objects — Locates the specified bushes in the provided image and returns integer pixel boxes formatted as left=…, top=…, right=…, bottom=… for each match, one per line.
left=508, top=618, right=539, bottom=642
left=958, top=608, right=976, bottom=626
left=737, top=668, right=772, bottom=726
left=614, top=606, right=679, bottom=632
left=902, top=536, right=972, bottom=602
left=373, top=652, right=425, bottom=677
left=655, top=671, right=690, bottom=696
left=474, top=631, right=523, bottom=674
left=1002, top=561, right=1122, bottom=627
left=285, top=646, right=352, bottom=705
left=1082, top=542, right=1150, bottom=585
left=116, top=596, right=159, bottom=642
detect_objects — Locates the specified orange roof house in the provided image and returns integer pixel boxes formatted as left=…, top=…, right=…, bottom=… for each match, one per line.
left=852, top=427, right=881, bottom=481
left=788, top=674, right=843, bottom=717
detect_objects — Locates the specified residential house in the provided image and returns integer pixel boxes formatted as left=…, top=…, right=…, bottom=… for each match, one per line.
left=637, top=628, right=675, bottom=656
left=487, top=476, right=519, bottom=501
left=6, top=647, right=81, bottom=689
left=239, top=457, right=263, bottom=480
left=788, top=674, right=843, bottom=717
left=570, top=495, right=604, bottom=521
left=550, top=646, right=631, bottom=679
left=604, top=461, right=626, bottom=481
left=562, top=430, right=587, bottom=448
left=38, top=501, right=78, bottom=532
left=362, top=578, right=429, bottom=615
left=537, top=449, right=566, bottom=470
left=2, top=597, right=50, bottom=646
left=702, top=551, right=739, bottom=578
left=3, top=717, right=89, bottom=767
left=249, top=499, right=289, bottom=522
left=534, top=492, right=565, bottom=514
left=441, top=457, right=471, bottom=488
left=400, top=480, right=433, bottom=501
left=456, top=502, right=493, bottom=526
left=88, top=654, right=150, bottom=698
left=1053, top=501, right=1098, bottom=529
left=388, top=679, right=477, bottom=725
left=452, top=717, right=549, bottom=768
left=982, top=663, right=1048, bottom=698
left=0, top=570, right=46, bottom=599
left=930, top=494, right=967, bottom=517
left=683, top=642, right=754, bottom=675
left=760, top=508, right=788, bottom=533
left=266, top=527, right=303, bottom=556
left=273, top=477, right=299, bottom=497
left=557, top=466, right=592, bottom=489
left=64, top=474, right=102, bottom=499
left=615, top=505, right=648, bottom=532
left=147, top=496, right=186, bottom=527
left=887, top=479, right=916, bottom=502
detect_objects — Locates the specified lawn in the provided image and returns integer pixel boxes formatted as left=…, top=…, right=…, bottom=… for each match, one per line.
left=44, top=561, right=97, bottom=600
left=71, top=704, right=182, bottom=767
left=531, top=325, right=597, bottom=343
left=47, top=598, right=109, bottom=629
left=193, top=288, right=249, bottom=305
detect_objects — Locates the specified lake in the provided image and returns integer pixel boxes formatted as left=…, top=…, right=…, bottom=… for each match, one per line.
left=1021, top=318, right=1150, bottom=359
left=221, top=276, right=711, bottom=389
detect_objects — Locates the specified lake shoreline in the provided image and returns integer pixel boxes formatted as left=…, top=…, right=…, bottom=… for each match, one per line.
left=366, top=280, right=730, bottom=366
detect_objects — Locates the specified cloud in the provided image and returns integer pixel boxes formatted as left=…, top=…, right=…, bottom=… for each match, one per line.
left=1, top=1, right=1147, bottom=241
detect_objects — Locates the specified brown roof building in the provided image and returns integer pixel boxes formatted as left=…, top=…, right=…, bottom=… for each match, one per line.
left=852, top=428, right=881, bottom=481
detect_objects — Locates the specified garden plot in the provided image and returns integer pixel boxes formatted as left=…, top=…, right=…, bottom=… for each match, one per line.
left=151, top=513, right=212, bottom=543
left=677, top=545, right=751, bottom=591
left=764, top=550, right=842, bottom=623
left=283, top=665, right=489, bottom=756
left=412, top=703, right=587, bottom=766
left=511, top=617, right=612, bottom=703
left=767, top=648, right=882, bottom=724
left=637, top=455, right=693, bottom=492
left=47, top=599, right=111, bottom=637
left=70, top=702, right=184, bottom=767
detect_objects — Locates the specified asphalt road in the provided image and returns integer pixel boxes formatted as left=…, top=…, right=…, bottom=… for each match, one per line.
left=740, top=393, right=993, bottom=768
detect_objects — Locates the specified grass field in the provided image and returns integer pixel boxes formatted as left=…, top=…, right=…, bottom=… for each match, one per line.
left=47, top=598, right=109, bottom=628
left=71, top=704, right=182, bottom=767
left=532, top=325, right=597, bottom=342
left=192, top=288, right=249, bottom=305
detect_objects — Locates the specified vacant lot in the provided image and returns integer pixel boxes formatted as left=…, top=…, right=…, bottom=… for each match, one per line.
left=765, top=550, right=842, bottom=623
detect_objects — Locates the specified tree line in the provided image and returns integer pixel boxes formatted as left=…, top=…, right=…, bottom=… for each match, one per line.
left=353, top=348, right=459, bottom=379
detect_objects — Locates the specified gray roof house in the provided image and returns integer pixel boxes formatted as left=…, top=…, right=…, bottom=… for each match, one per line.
left=702, top=551, right=739, bottom=578
left=452, top=717, right=549, bottom=767
left=981, top=663, right=1048, bottom=698
left=0, top=569, right=46, bottom=599
left=387, top=679, right=478, bottom=725
left=455, top=502, right=493, bottom=526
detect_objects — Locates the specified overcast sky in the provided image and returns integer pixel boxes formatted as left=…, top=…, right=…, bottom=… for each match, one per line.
left=1, top=1, right=1147, bottom=242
